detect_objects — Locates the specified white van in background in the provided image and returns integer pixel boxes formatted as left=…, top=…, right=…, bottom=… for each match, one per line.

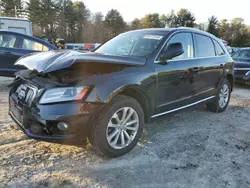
left=0, top=17, right=33, bottom=36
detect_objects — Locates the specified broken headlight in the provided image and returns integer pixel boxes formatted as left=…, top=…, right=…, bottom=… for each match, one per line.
left=39, top=87, right=89, bottom=104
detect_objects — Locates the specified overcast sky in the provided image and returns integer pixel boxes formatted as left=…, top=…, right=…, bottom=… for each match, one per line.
left=79, top=0, right=250, bottom=24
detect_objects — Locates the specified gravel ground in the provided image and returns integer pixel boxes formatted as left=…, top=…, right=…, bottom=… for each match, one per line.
left=0, top=77, right=13, bottom=91
left=0, top=83, right=250, bottom=188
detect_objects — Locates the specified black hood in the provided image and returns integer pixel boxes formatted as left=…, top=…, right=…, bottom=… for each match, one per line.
left=15, top=50, right=147, bottom=73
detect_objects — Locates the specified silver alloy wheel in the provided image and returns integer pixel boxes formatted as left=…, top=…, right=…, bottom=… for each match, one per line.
left=106, top=107, right=139, bottom=149
left=219, top=84, right=229, bottom=108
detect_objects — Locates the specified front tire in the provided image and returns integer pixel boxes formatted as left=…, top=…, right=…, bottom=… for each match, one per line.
left=206, top=79, right=231, bottom=113
left=89, top=95, right=144, bottom=158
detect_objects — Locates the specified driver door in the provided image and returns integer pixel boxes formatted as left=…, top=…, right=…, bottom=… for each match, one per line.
left=154, top=32, right=197, bottom=114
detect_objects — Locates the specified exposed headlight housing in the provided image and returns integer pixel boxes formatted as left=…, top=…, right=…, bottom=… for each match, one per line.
left=39, top=87, right=89, bottom=104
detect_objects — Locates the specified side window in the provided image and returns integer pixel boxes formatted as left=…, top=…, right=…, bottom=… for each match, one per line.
left=0, top=34, right=17, bottom=48
left=231, top=51, right=240, bottom=59
left=22, top=38, right=49, bottom=51
left=233, top=50, right=250, bottom=59
left=43, top=45, right=49, bottom=51
left=194, top=34, right=215, bottom=57
left=213, top=40, right=225, bottom=56
left=157, top=32, right=194, bottom=61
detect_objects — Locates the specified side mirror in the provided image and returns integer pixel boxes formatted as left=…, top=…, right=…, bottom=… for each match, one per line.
left=160, top=42, right=184, bottom=62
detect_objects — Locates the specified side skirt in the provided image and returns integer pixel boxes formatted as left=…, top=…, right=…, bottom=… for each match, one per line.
left=151, top=96, right=215, bottom=118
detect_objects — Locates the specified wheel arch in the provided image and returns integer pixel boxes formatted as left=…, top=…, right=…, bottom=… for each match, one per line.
left=87, top=78, right=154, bottom=122
left=113, top=86, right=151, bottom=123
left=120, top=87, right=150, bottom=122
left=225, top=73, right=234, bottom=91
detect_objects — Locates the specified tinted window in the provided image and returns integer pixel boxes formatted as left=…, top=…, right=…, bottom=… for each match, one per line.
left=22, top=38, right=49, bottom=51
left=96, top=31, right=166, bottom=57
left=213, top=40, right=225, bottom=56
left=0, top=34, right=17, bottom=48
left=157, top=33, right=194, bottom=61
left=194, top=34, right=215, bottom=57
left=232, top=50, right=250, bottom=60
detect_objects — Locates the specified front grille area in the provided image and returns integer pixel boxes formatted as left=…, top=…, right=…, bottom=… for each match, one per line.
left=15, top=84, right=37, bottom=106
left=9, top=83, right=37, bottom=126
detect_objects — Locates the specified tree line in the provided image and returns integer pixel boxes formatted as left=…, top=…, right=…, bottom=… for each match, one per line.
left=0, top=0, right=250, bottom=47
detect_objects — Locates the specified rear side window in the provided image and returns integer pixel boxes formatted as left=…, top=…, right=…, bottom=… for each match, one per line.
left=22, top=38, right=49, bottom=51
left=0, top=34, right=17, bottom=48
left=194, top=34, right=215, bottom=58
left=213, top=40, right=225, bottom=56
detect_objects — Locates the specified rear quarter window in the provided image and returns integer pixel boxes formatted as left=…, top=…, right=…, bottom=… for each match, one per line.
left=194, top=34, right=215, bottom=58
left=213, top=39, right=225, bottom=56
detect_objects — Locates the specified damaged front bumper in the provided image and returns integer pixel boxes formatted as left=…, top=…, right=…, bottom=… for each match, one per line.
left=8, top=82, right=104, bottom=144
left=9, top=110, right=76, bottom=142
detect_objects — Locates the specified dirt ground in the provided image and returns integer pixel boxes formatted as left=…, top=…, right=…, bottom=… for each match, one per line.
left=0, top=77, right=13, bottom=91
left=0, top=80, right=250, bottom=188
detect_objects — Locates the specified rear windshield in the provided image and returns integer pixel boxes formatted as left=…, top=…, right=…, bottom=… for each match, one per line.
left=96, top=31, right=167, bottom=57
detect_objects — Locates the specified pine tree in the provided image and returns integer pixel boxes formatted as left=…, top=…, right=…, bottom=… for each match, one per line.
left=207, top=16, right=219, bottom=37
left=0, top=0, right=24, bottom=17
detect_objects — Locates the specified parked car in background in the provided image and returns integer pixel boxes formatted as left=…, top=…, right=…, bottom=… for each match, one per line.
left=82, top=43, right=96, bottom=51
left=66, top=43, right=101, bottom=51
left=232, top=48, right=250, bottom=84
left=66, top=43, right=83, bottom=50
left=0, top=30, right=57, bottom=77
left=226, top=46, right=233, bottom=54
left=9, top=28, right=234, bottom=157
left=231, top=47, right=239, bottom=55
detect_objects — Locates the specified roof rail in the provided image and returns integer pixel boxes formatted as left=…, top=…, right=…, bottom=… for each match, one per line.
left=177, top=26, right=218, bottom=38
left=177, top=27, right=201, bottom=31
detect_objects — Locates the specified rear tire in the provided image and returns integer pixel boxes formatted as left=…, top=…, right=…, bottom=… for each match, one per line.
left=89, top=95, right=144, bottom=158
left=206, top=79, right=231, bottom=113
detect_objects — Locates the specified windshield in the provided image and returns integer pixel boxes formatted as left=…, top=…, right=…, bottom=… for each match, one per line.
left=95, top=31, right=166, bottom=57
left=232, top=49, right=250, bottom=60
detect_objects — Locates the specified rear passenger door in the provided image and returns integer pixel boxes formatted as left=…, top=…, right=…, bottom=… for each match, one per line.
left=192, top=33, right=224, bottom=99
